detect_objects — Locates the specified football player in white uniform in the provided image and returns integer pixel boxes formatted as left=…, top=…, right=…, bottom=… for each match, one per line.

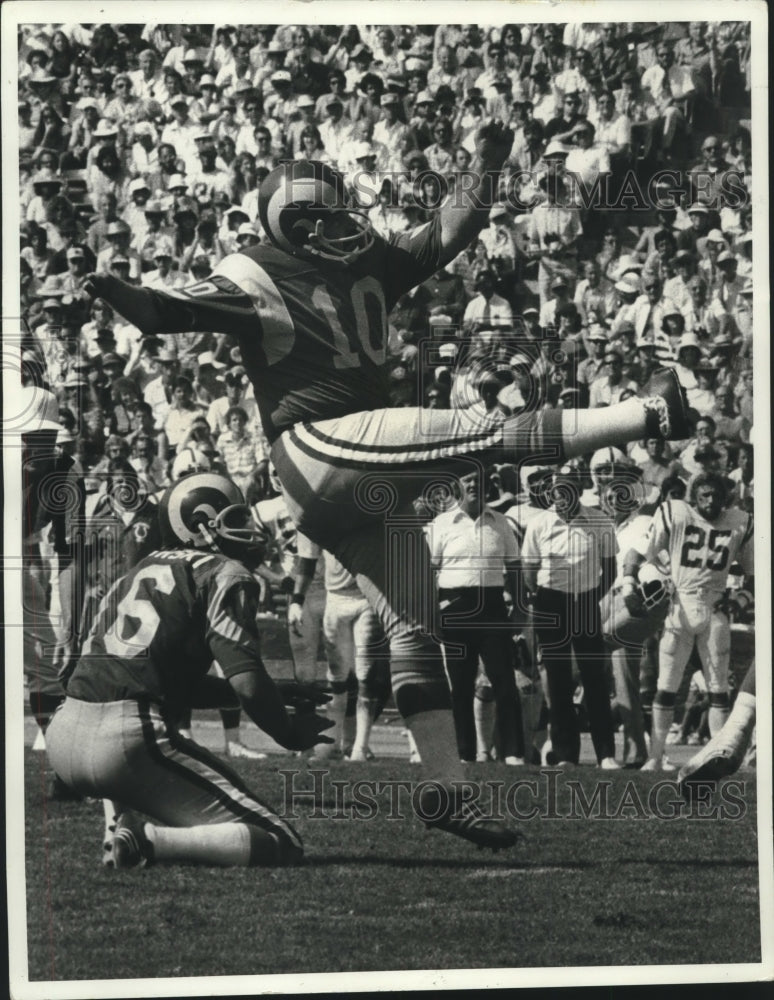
left=623, top=471, right=754, bottom=771
left=581, top=447, right=630, bottom=510
left=504, top=465, right=554, bottom=760
left=599, top=464, right=669, bottom=766
left=253, top=473, right=327, bottom=686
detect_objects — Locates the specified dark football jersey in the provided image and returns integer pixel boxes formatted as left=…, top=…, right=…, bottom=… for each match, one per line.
left=139, top=217, right=444, bottom=441
left=69, top=549, right=264, bottom=716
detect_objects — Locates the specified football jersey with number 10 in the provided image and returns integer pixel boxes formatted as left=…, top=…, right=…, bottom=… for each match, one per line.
left=145, top=217, right=445, bottom=442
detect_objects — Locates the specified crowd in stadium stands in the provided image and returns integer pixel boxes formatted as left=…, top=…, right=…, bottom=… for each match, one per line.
left=19, top=20, right=755, bottom=768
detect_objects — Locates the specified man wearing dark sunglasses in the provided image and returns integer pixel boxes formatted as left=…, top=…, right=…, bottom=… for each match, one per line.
left=544, top=90, right=585, bottom=143
left=589, top=348, right=639, bottom=408
left=688, top=135, right=739, bottom=210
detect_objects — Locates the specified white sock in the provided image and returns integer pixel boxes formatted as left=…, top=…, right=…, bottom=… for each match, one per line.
left=723, top=691, right=756, bottom=739
left=148, top=823, right=253, bottom=866
left=223, top=725, right=241, bottom=746
left=351, top=696, right=376, bottom=755
left=103, top=799, right=119, bottom=838
left=474, top=698, right=495, bottom=756
left=342, top=709, right=356, bottom=751
left=650, top=703, right=674, bottom=762
left=708, top=705, right=730, bottom=736
left=406, top=709, right=464, bottom=784
left=326, top=691, right=348, bottom=750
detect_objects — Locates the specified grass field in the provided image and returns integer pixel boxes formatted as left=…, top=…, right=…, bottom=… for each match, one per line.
left=23, top=740, right=761, bottom=983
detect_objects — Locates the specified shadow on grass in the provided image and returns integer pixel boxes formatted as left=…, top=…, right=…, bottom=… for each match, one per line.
left=617, top=857, right=758, bottom=869
left=304, top=854, right=591, bottom=870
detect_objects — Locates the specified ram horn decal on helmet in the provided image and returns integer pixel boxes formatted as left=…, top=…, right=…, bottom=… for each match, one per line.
left=258, top=160, right=375, bottom=264
left=158, top=473, right=267, bottom=553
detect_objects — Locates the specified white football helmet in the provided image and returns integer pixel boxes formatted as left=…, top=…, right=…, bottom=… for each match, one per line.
left=603, top=564, right=671, bottom=650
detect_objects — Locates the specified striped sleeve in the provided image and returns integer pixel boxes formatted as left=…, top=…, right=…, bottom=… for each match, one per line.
left=146, top=268, right=261, bottom=338
left=205, top=565, right=264, bottom=678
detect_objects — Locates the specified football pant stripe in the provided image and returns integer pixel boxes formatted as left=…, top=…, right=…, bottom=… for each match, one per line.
left=295, top=419, right=503, bottom=462
left=137, top=699, right=302, bottom=848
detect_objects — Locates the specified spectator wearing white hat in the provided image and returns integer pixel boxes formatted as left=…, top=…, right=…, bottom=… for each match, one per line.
left=318, top=96, right=355, bottom=163
left=733, top=231, right=752, bottom=280
left=234, top=221, right=261, bottom=249
left=286, top=94, right=321, bottom=157
left=95, top=219, right=142, bottom=281
left=696, top=227, right=727, bottom=296
left=57, top=245, right=91, bottom=299
left=187, top=135, right=232, bottom=201
left=65, top=98, right=102, bottom=168
left=662, top=250, right=697, bottom=312
left=141, top=241, right=185, bottom=292
left=264, top=69, right=297, bottom=125
left=526, top=172, right=583, bottom=305
left=478, top=203, right=517, bottom=272
left=143, top=346, right=179, bottom=430
left=345, top=140, right=383, bottom=208
left=161, top=95, right=202, bottom=175
left=133, top=198, right=175, bottom=262
left=254, top=37, right=288, bottom=97
left=189, top=74, right=221, bottom=125
left=577, top=324, right=610, bottom=393
left=206, top=366, right=259, bottom=439
left=121, top=177, right=153, bottom=242
left=676, top=201, right=711, bottom=255
left=372, top=91, right=409, bottom=163
left=714, top=250, right=745, bottom=316
left=497, top=353, right=536, bottom=414
left=670, top=333, right=707, bottom=410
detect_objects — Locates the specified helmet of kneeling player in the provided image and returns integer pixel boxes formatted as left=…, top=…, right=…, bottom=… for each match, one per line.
left=258, top=159, right=375, bottom=264
left=158, top=472, right=267, bottom=560
left=689, top=470, right=728, bottom=522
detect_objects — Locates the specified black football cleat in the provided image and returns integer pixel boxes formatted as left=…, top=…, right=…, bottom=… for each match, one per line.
left=677, top=725, right=752, bottom=801
left=641, top=368, right=692, bottom=440
left=416, top=783, right=522, bottom=851
left=112, top=811, right=154, bottom=869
